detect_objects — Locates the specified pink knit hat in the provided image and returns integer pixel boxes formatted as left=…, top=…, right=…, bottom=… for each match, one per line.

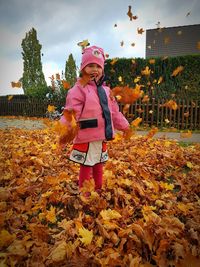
left=80, top=46, right=105, bottom=71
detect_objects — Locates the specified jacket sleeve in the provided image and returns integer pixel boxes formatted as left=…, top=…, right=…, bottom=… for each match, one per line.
left=110, top=97, right=130, bottom=131
left=60, top=85, right=85, bottom=125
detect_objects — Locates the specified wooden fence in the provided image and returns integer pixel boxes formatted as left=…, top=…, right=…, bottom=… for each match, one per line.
left=0, top=98, right=199, bottom=130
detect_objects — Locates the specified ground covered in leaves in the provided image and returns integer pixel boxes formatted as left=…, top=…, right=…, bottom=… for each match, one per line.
left=0, top=126, right=200, bottom=267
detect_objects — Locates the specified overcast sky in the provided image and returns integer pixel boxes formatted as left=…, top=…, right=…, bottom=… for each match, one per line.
left=0, top=0, right=199, bottom=96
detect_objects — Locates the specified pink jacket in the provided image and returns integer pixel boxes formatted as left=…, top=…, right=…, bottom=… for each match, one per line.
left=60, top=79, right=129, bottom=144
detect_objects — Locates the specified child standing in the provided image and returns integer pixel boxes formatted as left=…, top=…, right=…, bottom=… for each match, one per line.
left=60, top=45, right=130, bottom=191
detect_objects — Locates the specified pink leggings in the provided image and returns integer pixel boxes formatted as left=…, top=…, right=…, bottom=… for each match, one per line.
left=79, top=163, right=103, bottom=190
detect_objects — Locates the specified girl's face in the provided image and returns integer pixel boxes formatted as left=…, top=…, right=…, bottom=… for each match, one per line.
left=84, top=63, right=103, bottom=82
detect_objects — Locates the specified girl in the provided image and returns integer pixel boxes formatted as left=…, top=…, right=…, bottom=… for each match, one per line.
left=60, top=45, right=130, bottom=191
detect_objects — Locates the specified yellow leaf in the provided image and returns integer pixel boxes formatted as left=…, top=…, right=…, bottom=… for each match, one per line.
left=160, top=182, right=174, bottom=191
left=163, top=100, right=178, bottom=110
left=78, top=227, right=93, bottom=245
left=141, top=66, right=151, bottom=76
left=46, top=206, right=57, bottom=223
left=118, top=76, right=123, bottom=82
left=157, top=76, right=163, bottom=84
left=96, top=236, right=104, bottom=247
left=186, top=161, right=193, bottom=168
left=171, top=66, right=184, bottom=77
left=134, top=76, right=141, bottom=83
left=131, top=117, right=142, bottom=127
left=100, top=209, right=122, bottom=220
left=47, top=105, right=56, bottom=113
left=8, top=95, right=13, bottom=101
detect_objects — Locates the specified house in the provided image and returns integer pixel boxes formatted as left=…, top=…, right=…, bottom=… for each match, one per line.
left=145, top=24, right=200, bottom=58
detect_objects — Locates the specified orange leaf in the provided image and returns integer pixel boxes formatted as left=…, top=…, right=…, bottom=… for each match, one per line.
left=11, top=81, right=21, bottom=88
left=141, top=66, right=151, bottom=76
left=171, top=66, right=184, bottom=77
left=62, top=80, right=70, bottom=89
left=146, top=127, right=158, bottom=138
left=131, top=117, right=142, bottom=127
left=112, top=85, right=143, bottom=104
left=162, top=100, right=178, bottom=110
left=47, top=105, right=56, bottom=113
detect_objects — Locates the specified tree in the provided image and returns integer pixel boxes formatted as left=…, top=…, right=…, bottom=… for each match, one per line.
left=21, top=28, right=48, bottom=98
left=65, top=53, right=77, bottom=87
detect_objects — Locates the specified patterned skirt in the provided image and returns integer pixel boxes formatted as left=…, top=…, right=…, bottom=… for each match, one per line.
left=69, top=141, right=108, bottom=166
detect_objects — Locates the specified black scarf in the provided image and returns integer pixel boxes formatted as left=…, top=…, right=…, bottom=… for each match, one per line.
left=95, top=77, right=113, bottom=140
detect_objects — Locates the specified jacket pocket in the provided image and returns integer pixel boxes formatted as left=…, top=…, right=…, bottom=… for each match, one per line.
left=79, top=118, right=98, bottom=129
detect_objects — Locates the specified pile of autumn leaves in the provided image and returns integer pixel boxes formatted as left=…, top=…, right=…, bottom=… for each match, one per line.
left=0, top=125, right=200, bottom=267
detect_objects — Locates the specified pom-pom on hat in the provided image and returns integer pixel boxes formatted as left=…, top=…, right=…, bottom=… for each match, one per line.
left=80, top=46, right=105, bottom=71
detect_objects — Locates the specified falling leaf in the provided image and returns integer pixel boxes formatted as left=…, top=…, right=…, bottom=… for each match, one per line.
left=186, top=11, right=191, bottom=17
left=131, top=42, right=135, bottom=47
left=149, top=59, right=155, bottom=64
left=123, top=104, right=130, bottom=115
left=157, top=76, right=163, bottom=84
left=11, top=81, right=21, bottom=88
left=120, top=41, right=124, bottom=47
left=162, top=100, right=178, bottom=110
left=141, top=66, right=151, bottom=76
left=171, top=66, right=184, bottom=77
left=112, top=85, right=144, bottom=104
left=118, top=76, right=123, bottom=82
left=137, top=27, right=145, bottom=34
left=165, top=118, right=170, bottom=124
left=8, top=95, right=13, bottom=101
left=77, top=39, right=90, bottom=49
left=114, top=24, right=117, bottom=27
left=146, top=127, right=158, bottom=138
left=197, top=41, right=200, bottom=50
left=131, top=117, right=142, bottom=127
left=110, top=58, right=118, bottom=65
left=142, top=95, right=149, bottom=103
left=134, top=76, right=141, bottom=83
left=127, top=5, right=133, bottom=20
left=62, top=80, right=71, bottom=90
left=177, top=30, right=182, bottom=35
left=47, top=105, right=56, bottom=113
left=132, top=15, right=138, bottom=20
left=78, top=227, right=93, bottom=245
